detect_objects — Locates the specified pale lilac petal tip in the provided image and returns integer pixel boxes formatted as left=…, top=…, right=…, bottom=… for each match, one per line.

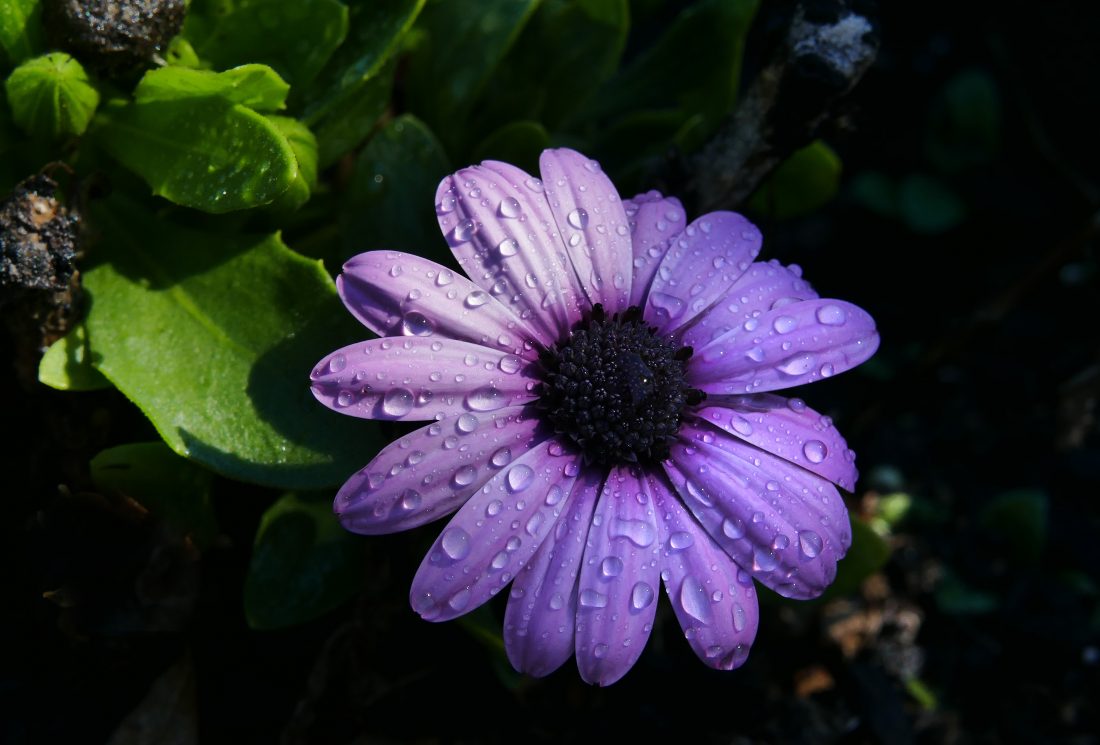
left=623, top=190, right=686, bottom=307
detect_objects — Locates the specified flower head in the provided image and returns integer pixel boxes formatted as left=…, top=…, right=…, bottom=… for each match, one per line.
left=310, top=148, right=878, bottom=685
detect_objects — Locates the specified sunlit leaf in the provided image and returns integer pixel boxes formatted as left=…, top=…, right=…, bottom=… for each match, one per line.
left=82, top=195, right=382, bottom=488
left=134, top=64, right=290, bottom=112
left=4, top=52, right=99, bottom=138
left=38, top=323, right=111, bottom=391
left=265, top=114, right=318, bottom=212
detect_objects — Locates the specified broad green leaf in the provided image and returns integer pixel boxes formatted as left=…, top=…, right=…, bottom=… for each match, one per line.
left=898, top=173, right=966, bottom=234
left=312, top=58, right=394, bottom=168
left=83, top=195, right=382, bottom=488
left=91, top=442, right=219, bottom=550
left=134, top=64, right=290, bottom=112
left=4, top=52, right=99, bottom=138
left=927, top=68, right=1000, bottom=172
left=296, top=0, right=424, bottom=124
left=404, top=0, right=540, bottom=141
left=165, top=36, right=202, bottom=69
left=244, top=492, right=362, bottom=629
left=469, top=120, right=547, bottom=177
left=749, top=140, right=842, bottom=219
left=979, top=489, right=1048, bottom=564
left=38, top=324, right=112, bottom=390
left=341, top=114, right=450, bottom=266
left=265, top=115, right=318, bottom=212
left=94, top=96, right=297, bottom=213
left=470, top=0, right=628, bottom=132
left=822, top=519, right=891, bottom=598
left=183, top=0, right=348, bottom=88
left=0, top=0, right=43, bottom=67
left=586, top=0, right=758, bottom=138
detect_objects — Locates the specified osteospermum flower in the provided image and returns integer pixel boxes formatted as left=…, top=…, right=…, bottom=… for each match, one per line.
left=310, top=148, right=878, bottom=685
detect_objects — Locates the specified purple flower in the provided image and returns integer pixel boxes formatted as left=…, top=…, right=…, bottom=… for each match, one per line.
left=310, top=148, right=878, bottom=685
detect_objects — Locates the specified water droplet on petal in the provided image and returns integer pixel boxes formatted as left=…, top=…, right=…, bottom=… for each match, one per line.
left=631, top=581, right=654, bottom=610
left=803, top=440, right=827, bottom=463
left=593, top=643, right=609, bottom=659
left=525, top=178, right=544, bottom=193
left=679, top=577, right=710, bottom=623
left=336, top=390, right=355, bottom=407
left=525, top=512, right=543, bottom=536
left=491, top=447, right=512, bottom=467
left=466, top=386, right=506, bottom=412
left=452, top=465, right=477, bottom=487
left=456, top=413, right=479, bottom=433
left=567, top=208, right=589, bottom=229
left=452, top=219, right=476, bottom=242
left=465, top=290, right=490, bottom=308
left=497, top=238, right=518, bottom=256
left=669, top=531, right=694, bottom=550
left=778, top=353, right=816, bottom=376
left=650, top=292, right=685, bottom=320
left=579, top=588, right=608, bottom=608
left=402, top=311, right=434, bottom=336
left=486, top=500, right=503, bottom=516
left=507, top=464, right=534, bottom=492
left=609, top=518, right=656, bottom=547
left=600, top=556, right=624, bottom=578
left=816, top=304, right=847, bottom=326
left=722, top=518, right=745, bottom=539
left=499, top=197, right=521, bottom=218
left=382, top=388, right=414, bottom=417
left=798, top=530, right=823, bottom=558
left=549, top=593, right=565, bottom=610
left=435, top=270, right=454, bottom=286
left=499, top=355, right=522, bottom=374
left=772, top=316, right=797, bottom=334
left=440, top=527, right=471, bottom=560
left=400, top=490, right=422, bottom=511
left=328, top=354, right=346, bottom=373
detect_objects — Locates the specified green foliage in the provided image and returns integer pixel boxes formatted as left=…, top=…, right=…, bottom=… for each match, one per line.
left=38, top=324, right=111, bottom=391
left=0, top=0, right=43, bottom=68
left=133, top=64, right=290, bottom=111
left=979, top=489, right=1049, bottom=564
left=82, top=195, right=380, bottom=489
left=91, top=442, right=219, bottom=550
left=5, top=52, right=99, bottom=138
left=750, top=140, right=842, bottom=219
left=244, top=492, right=363, bottom=629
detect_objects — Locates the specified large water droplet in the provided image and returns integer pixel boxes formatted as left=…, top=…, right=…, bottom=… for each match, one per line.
left=499, top=197, right=521, bottom=218
left=600, top=556, right=624, bottom=578
left=486, top=499, right=503, bottom=517
left=803, top=439, right=827, bottom=463
left=491, top=447, right=512, bottom=467
left=544, top=484, right=564, bottom=506
left=402, top=311, right=434, bottom=336
left=609, top=518, right=656, bottom=547
left=679, top=577, right=710, bottom=623
left=772, top=315, right=797, bottom=334
left=400, top=490, right=422, bottom=511
left=440, top=527, right=471, bottom=560
left=722, top=518, right=745, bottom=539
left=650, top=292, right=685, bottom=320
left=452, top=219, right=476, bottom=242
left=452, top=465, right=477, bottom=487
left=466, top=386, right=506, bottom=412
left=579, top=588, right=608, bottom=608
left=490, top=550, right=509, bottom=570
left=382, top=388, right=414, bottom=417
left=567, top=208, right=589, bottom=229
left=752, top=548, right=779, bottom=572
left=328, top=354, right=346, bottom=373
left=506, top=464, right=534, bottom=492
left=525, top=512, right=543, bottom=536
left=456, top=413, right=479, bottom=433
left=732, top=603, right=747, bottom=632
left=435, top=270, right=454, bottom=286
left=593, top=643, right=608, bottom=659
left=798, top=530, right=823, bottom=558
left=447, top=588, right=470, bottom=611
left=548, top=593, right=565, bottom=610
left=669, top=531, right=694, bottom=550
left=631, top=581, right=654, bottom=610
left=777, top=353, right=815, bottom=376
left=497, top=238, right=518, bottom=257
left=816, top=304, right=847, bottom=326
left=465, top=290, right=490, bottom=308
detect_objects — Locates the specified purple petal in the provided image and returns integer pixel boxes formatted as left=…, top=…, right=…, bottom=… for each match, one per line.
left=663, top=418, right=850, bottom=599
left=334, top=406, right=543, bottom=535
left=409, top=439, right=584, bottom=622
left=622, top=190, right=686, bottom=307
left=643, top=212, right=761, bottom=334
left=539, top=149, right=632, bottom=314
left=504, top=468, right=602, bottom=677
left=311, top=337, right=538, bottom=421
left=434, top=162, right=587, bottom=343
left=679, top=260, right=818, bottom=351
left=694, top=394, right=859, bottom=491
left=653, top=476, right=759, bottom=670
left=686, top=298, right=879, bottom=395
left=574, top=466, right=662, bottom=686
left=338, top=251, right=541, bottom=357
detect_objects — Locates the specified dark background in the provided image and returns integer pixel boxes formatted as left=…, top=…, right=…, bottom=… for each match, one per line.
left=3, top=1, right=1098, bottom=743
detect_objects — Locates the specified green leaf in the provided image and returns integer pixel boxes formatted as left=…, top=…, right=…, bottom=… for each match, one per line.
left=264, top=115, right=318, bottom=212
left=82, top=195, right=383, bottom=488
left=164, top=36, right=202, bottom=69
left=823, top=519, right=891, bottom=598
left=297, top=0, right=424, bottom=124
left=898, top=173, right=966, bottom=234
left=927, top=68, right=1000, bottom=172
left=4, top=52, right=99, bottom=138
left=134, top=64, right=290, bottom=112
left=0, top=0, right=43, bottom=67
left=183, top=0, right=349, bottom=88
left=341, top=114, right=450, bottom=266
left=404, top=0, right=540, bottom=140
left=244, top=492, right=363, bottom=629
left=470, top=0, right=628, bottom=132
left=469, top=120, right=547, bottom=177
left=979, top=488, right=1048, bottom=564
left=935, top=570, right=999, bottom=615
left=93, top=96, right=297, bottom=213
left=38, top=323, right=112, bottom=390
left=313, top=58, right=395, bottom=168
left=91, top=442, right=219, bottom=550
left=586, top=0, right=758, bottom=138
left=749, top=140, right=842, bottom=219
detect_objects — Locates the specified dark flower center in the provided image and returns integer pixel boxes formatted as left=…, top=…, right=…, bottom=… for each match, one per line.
left=536, top=304, right=703, bottom=465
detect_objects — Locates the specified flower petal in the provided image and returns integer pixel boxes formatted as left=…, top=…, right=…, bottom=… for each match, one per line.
left=679, top=260, right=818, bottom=351
left=311, top=337, right=538, bottom=421
left=337, top=251, right=540, bottom=358
left=539, top=148, right=632, bottom=314
left=686, top=298, right=879, bottom=394
left=622, top=190, right=686, bottom=307
left=664, top=418, right=850, bottom=599
left=334, top=406, right=543, bottom=535
left=434, top=162, right=587, bottom=343
left=504, top=468, right=602, bottom=677
left=653, top=477, right=759, bottom=670
left=694, top=393, right=859, bottom=491
left=409, top=439, right=584, bottom=622
left=574, top=466, right=662, bottom=686
left=643, top=212, right=761, bottom=334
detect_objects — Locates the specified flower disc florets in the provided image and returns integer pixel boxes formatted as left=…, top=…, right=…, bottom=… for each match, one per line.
left=536, top=304, right=703, bottom=465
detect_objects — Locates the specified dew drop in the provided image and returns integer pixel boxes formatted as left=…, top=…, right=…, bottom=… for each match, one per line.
left=650, top=292, right=685, bottom=319
left=816, top=304, right=847, bottom=326
left=382, top=388, right=414, bottom=417
left=447, top=588, right=470, bottom=611
left=722, top=518, right=745, bottom=539
left=456, top=413, right=479, bottom=433
left=772, top=315, right=797, bottom=334
left=490, top=550, right=509, bottom=570
left=328, top=354, right=346, bottom=373
left=803, top=440, right=828, bottom=463
left=579, top=589, right=608, bottom=608
left=798, top=530, right=823, bottom=558
left=499, top=197, right=521, bottom=218
left=336, top=390, right=355, bottom=407
left=669, top=531, right=694, bottom=550
left=452, top=219, right=476, bottom=242
left=506, top=464, right=534, bottom=492
left=567, top=208, right=589, bottom=229
left=524, top=178, right=543, bottom=193
left=466, top=386, right=506, bottom=412
left=400, top=490, right=422, bottom=511
left=525, top=512, right=543, bottom=536
left=499, top=355, right=522, bottom=374
left=435, top=270, right=454, bottom=286
left=486, top=499, right=503, bottom=517
left=631, top=581, right=654, bottom=610
left=491, top=447, right=512, bottom=467
left=464, top=290, right=490, bottom=308
left=440, top=527, right=471, bottom=560
left=609, top=518, right=656, bottom=547
left=593, top=643, right=608, bottom=659
left=778, top=353, right=815, bottom=376
left=452, top=465, right=477, bottom=487
left=544, top=484, right=564, bottom=506
left=679, top=577, right=710, bottom=623
left=401, top=311, right=434, bottom=336
left=548, top=593, right=565, bottom=610
left=497, top=238, right=519, bottom=256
